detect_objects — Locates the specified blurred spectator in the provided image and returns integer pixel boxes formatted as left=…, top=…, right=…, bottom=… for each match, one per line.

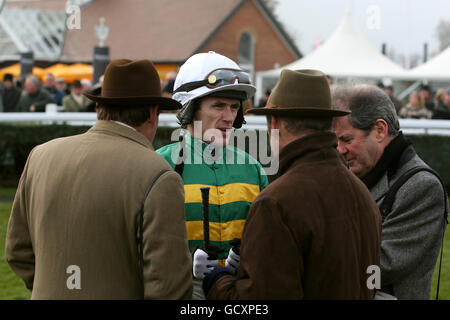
left=326, top=74, right=333, bottom=86
left=56, top=77, right=70, bottom=95
left=90, top=75, right=103, bottom=95
left=257, top=89, right=271, bottom=108
left=398, top=91, right=430, bottom=119
left=378, top=81, right=402, bottom=114
left=419, top=84, right=435, bottom=112
left=432, top=87, right=450, bottom=119
left=15, top=79, right=22, bottom=89
left=434, top=88, right=446, bottom=108
left=80, top=78, right=92, bottom=94
left=85, top=75, right=103, bottom=112
left=17, top=74, right=55, bottom=112
left=162, top=71, right=177, bottom=98
left=62, top=80, right=91, bottom=112
left=1, top=73, right=21, bottom=112
left=43, top=73, right=66, bottom=105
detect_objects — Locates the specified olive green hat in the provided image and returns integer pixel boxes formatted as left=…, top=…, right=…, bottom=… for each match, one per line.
left=247, top=69, right=350, bottom=117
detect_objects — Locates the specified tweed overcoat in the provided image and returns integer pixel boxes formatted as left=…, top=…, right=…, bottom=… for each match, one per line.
left=371, top=145, right=447, bottom=299
left=208, top=132, right=381, bottom=299
left=5, top=120, right=192, bottom=299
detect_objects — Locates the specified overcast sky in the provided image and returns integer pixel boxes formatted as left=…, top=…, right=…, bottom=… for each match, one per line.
left=275, top=0, right=450, bottom=64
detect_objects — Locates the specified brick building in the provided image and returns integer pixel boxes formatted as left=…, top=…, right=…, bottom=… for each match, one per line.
left=0, top=0, right=301, bottom=81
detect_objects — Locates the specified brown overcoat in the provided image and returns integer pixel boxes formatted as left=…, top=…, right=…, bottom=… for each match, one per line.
left=208, top=132, right=381, bottom=299
left=5, top=120, right=192, bottom=299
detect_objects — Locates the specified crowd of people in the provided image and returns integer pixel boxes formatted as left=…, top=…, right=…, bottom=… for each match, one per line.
left=2, top=66, right=450, bottom=121
left=379, top=82, right=450, bottom=120
left=3, top=52, right=449, bottom=301
left=258, top=80, right=450, bottom=121
left=0, top=72, right=98, bottom=113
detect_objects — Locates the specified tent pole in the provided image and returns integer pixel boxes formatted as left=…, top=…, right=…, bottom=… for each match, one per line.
left=255, top=72, right=264, bottom=107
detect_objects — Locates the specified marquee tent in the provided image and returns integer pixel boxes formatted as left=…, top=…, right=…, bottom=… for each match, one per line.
left=43, top=63, right=70, bottom=77
left=61, top=63, right=93, bottom=82
left=0, top=63, right=44, bottom=80
left=407, top=45, right=450, bottom=81
left=40, top=63, right=93, bottom=82
left=255, top=10, right=410, bottom=101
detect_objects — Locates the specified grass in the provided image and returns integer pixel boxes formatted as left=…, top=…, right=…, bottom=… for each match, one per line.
left=0, top=201, right=31, bottom=299
left=431, top=227, right=450, bottom=300
left=0, top=188, right=16, bottom=199
left=0, top=189, right=448, bottom=300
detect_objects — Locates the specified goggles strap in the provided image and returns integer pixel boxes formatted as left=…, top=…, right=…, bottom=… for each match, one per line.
left=173, top=80, right=209, bottom=93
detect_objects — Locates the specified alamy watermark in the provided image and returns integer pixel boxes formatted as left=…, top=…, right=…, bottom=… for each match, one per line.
left=367, top=265, right=381, bottom=290
left=366, top=4, right=381, bottom=30
left=169, top=121, right=279, bottom=175
left=66, top=265, right=81, bottom=290
left=66, top=3, right=81, bottom=30
left=63, top=263, right=380, bottom=292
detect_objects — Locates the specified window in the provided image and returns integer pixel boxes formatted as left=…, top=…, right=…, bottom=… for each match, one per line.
left=238, top=32, right=254, bottom=78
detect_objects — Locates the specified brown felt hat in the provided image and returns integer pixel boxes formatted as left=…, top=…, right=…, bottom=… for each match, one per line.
left=247, top=69, right=350, bottom=117
left=84, top=59, right=181, bottom=110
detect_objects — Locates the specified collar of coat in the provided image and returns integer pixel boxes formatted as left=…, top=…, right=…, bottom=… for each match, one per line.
left=88, top=120, right=153, bottom=150
left=276, top=131, right=339, bottom=178
left=361, top=131, right=414, bottom=190
left=179, top=132, right=251, bottom=164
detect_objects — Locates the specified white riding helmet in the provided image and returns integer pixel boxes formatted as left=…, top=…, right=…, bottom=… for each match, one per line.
left=172, top=51, right=256, bottom=128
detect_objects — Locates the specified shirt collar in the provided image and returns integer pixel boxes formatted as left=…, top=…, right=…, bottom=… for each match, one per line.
left=112, top=121, right=136, bottom=131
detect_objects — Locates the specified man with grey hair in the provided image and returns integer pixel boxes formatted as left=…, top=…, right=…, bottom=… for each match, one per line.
left=17, top=74, right=55, bottom=112
left=332, top=84, right=448, bottom=300
left=43, top=73, right=65, bottom=105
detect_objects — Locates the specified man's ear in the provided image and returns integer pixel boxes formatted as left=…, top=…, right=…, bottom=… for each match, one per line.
left=270, top=115, right=281, bottom=130
left=372, top=119, right=389, bottom=142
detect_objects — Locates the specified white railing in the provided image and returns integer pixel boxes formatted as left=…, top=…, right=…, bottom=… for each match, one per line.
left=396, top=119, right=450, bottom=136
left=1, top=111, right=450, bottom=136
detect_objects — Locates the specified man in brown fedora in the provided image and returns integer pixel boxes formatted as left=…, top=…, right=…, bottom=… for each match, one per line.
left=5, top=59, right=192, bottom=299
left=201, top=69, right=382, bottom=299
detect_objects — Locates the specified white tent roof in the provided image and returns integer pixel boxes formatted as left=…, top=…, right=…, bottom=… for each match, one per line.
left=258, top=10, right=409, bottom=80
left=407, top=45, right=450, bottom=81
